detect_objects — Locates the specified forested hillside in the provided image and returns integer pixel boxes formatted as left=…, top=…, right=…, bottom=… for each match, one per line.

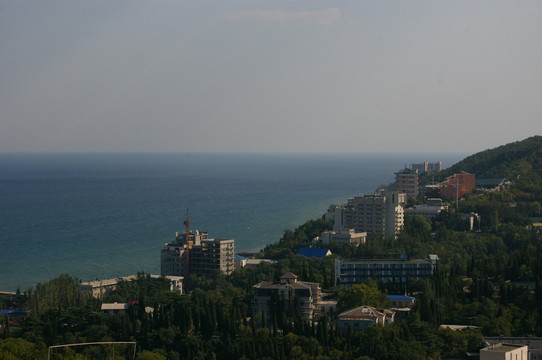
left=432, top=135, right=542, bottom=199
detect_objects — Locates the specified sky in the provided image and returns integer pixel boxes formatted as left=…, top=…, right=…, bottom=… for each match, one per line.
left=1, top=1, right=541, bottom=154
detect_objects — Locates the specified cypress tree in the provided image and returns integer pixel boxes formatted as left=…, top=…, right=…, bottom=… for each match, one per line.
left=2, top=315, right=9, bottom=338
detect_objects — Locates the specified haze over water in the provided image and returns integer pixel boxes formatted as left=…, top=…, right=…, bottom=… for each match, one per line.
left=0, top=152, right=463, bottom=291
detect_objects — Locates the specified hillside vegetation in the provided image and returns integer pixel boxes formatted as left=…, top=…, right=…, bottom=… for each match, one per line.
left=433, top=135, right=542, bottom=200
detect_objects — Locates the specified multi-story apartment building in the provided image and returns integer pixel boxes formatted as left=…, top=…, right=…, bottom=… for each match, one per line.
left=411, top=161, right=442, bottom=175
left=395, top=168, right=419, bottom=199
left=334, top=255, right=438, bottom=286
left=161, top=215, right=235, bottom=277
left=329, top=190, right=405, bottom=239
left=440, top=172, right=476, bottom=200
left=253, top=272, right=320, bottom=323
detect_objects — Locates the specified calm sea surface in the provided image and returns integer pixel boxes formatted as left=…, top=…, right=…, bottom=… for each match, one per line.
left=0, top=152, right=463, bottom=291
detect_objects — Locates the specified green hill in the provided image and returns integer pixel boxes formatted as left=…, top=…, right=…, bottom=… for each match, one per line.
left=430, top=135, right=542, bottom=199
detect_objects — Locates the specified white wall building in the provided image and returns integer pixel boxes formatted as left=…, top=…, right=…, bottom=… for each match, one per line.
left=480, top=343, right=528, bottom=360
left=411, top=161, right=442, bottom=175
left=316, top=229, right=367, bottom=246
left=405, top=205, right=446, bottom=219
left=328, top=190, right=405, bottom=239
left=81, top=274, right=183, bottom=298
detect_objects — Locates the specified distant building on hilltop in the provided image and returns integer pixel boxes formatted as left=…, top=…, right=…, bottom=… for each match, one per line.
left=328, top=190, right=405, bottom=239
left=411, top=161, right=442, bottom=175
left=161, top=213, right=235, bottom=277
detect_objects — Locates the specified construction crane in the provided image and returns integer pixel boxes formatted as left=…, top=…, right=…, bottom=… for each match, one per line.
left=183, top=210, right=191, bottom=277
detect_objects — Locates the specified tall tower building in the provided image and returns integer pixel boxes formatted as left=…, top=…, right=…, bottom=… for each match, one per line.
left=331, top=190, right=405, bottom=239
left=395, top=168, right=419, bottom=199
left=161, top=214, right=235, bottom=277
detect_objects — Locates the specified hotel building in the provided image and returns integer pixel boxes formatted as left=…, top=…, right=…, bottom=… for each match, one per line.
left=161, top=214, right=235, bottom=277
left=334, top=255, right=438, bottom=286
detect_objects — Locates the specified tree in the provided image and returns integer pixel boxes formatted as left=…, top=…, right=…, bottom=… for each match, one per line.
left=136, top=350, right=167, bottom=360
left=337, top=279, right=390, bottom=313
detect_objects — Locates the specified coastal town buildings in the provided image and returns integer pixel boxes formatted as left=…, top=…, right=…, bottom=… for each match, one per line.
left=161, top=214, right=235, bottom=277
left=297, top=247, right=332, bottom=258
left=475, top=178, right=511, bottom=192
left=405, top=203, right=446, bottom=220
left=395, top=168, right=419, bottom=199
left=0, top=309, right=30, bottom=328
left=411, top=161, right=442, bottom=175
left=101, top=302, right=129, bottom=316
left=334, top=255, right=438, bottom=286
left=253, top=272, right=320, bottom=323
left=318, top=298, right=338, bottom=320
left=101, top=301, right=154, bottom=317
left=328, top=190, right=406, bottom=239
left=484, top=338, right=542, bottom=360
left=440, top=172, right=476, bottom=200
left=315, top=229, right=367, bottom=246
left=387, top=294, right=416, bottom=320
left=338, top=305, right=395, bottom=332
left=387, top=295, right=416, bottom=309
left=81, top=275, right=183, bottom=298
left=480, top=343, right=528, bottom=360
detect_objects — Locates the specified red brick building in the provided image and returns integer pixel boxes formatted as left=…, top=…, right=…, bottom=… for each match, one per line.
left=440, top=172, right=475, bottom=199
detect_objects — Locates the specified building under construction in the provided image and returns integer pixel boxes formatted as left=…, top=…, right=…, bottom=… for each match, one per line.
left=161, top=213, right=235, bottom=277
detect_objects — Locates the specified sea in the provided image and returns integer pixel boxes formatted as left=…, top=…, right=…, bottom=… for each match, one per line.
left=0, top=152, right=464, bottom=291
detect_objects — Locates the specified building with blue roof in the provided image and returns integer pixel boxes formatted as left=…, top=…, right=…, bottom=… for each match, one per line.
left=297, top=247, right=332, bottom=258
left=387, top=295, right=416, bottom=308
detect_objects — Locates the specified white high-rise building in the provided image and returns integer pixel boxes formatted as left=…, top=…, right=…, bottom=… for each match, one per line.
left=329, top=190, right=405, bottom=239
left=411, top=161, right=442, bottom=175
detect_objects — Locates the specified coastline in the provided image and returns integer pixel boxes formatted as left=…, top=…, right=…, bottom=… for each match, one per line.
left=0, top=152, right=464, bottom=291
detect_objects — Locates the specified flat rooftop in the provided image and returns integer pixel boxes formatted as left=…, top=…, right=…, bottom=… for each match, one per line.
left=483, top=344, right=527, bottom=352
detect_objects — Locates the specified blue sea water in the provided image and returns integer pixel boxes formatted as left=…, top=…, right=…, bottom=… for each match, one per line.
left=0, top=152, right=463, bottom=291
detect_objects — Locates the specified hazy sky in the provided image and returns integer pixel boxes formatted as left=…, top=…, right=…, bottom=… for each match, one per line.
left=1, top=1, right=541, bottom=153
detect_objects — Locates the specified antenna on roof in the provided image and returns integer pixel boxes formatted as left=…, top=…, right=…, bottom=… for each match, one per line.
left=183, top=209, right=190, bottom=239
